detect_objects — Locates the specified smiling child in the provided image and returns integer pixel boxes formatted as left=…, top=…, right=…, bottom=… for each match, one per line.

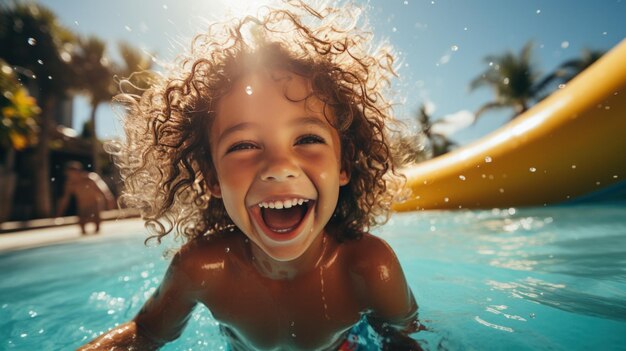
left=79, top=2, right=422, bottom=350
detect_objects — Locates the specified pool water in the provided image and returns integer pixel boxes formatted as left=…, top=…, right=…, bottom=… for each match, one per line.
left=1, top=202, right=625, bottom=350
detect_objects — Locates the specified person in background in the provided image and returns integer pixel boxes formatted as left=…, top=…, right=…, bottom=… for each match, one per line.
left=56, top=161, right=115, bottom=235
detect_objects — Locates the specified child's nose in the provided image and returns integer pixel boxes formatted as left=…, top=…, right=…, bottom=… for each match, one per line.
left=260, top=157, right=300, bottom=182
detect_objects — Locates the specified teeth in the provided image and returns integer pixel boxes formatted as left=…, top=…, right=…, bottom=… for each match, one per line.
left=257, top=198, right=310, bottom=209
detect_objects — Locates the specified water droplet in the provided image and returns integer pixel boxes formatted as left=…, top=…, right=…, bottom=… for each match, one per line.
left=37, top=59, right=43, bottom=65
left=485, top=156, right=492, bottom=163
left=558, top=84, right=566, bottom=89
left=290, top=321, right=295, bottom=326
left=403, top=0, right=408, bottom=4
left=536, top=9, right=541, bottom=14
left=60, top=51, right=71, bottom=62
left=291, top=333, right=297, bottom=338
left=245, top=85, right=253, bottom=95
left=74, top=20, right=79, bottom=26
left=29, top=310, right=38, bottom=318
left=451, top=45, right=459, bottom=52
left=225, top=247, right=230, bottom=253
left=464, top=27, right=468, bottom=31
left=51, top=177, right=55, bottom=182
left=499, top=188, right=505, bottom=193
left=605, top=105, right=611, bottom=110
left=392, top=27, right=397, bottom=32
left=459, top=175, right=466, bottom=180
left=163, top=4, right=168, bottom=9
left=430, top=225, right=436, bottom=231
left=596, top=181, right=601, bottom=185
left=31, top=74, right=37, bottom=79
left=529, top=313, right=536, bottom=319
left=561, top=41, right=569, bottom=49
left=529, top=167, right=536, bottom=173
left=503, top=77, right=510, bottom=85
left=430, top=0, right=435, bottom=4
left=571, top=164, right=577, bottom=169
left=613, top=175, right=618, bottom=179
left=125, top=25, right=132, bottom=32
left=27, top=38, right=36, bottom=45
left=602, top=31, right=607, bottom=36
left=20, top=333, right=28, bottom=338
left=444, top=197, right=449, bottom=202
left=48, top=76, right=52, bottom=80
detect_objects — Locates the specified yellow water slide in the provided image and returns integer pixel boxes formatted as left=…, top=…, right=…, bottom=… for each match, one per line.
left=393, top=39, right=626, bottom=211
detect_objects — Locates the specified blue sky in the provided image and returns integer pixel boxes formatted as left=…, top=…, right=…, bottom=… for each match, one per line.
left=37, top=0, right=626, bottom=145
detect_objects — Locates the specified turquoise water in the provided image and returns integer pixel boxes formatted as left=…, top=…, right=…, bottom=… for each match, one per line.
left=1, top=203, right=625, bottom=350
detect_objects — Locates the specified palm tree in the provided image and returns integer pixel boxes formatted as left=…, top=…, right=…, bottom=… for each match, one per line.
left=117, top=41, right=157, bottom=96
left=0, top=3, right=79, bottom=217
left=536, top=48, right=605, bottom=95
left=73, top=36, right=116, bottom=174
left=470, top=42, right=544, bottom=122
left=415, top=105, right=457, bottom=157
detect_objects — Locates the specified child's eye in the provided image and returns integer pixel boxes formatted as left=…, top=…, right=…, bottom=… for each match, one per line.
left=226, top=142, right=258, bottom=153
left=295, top=134, right=326, bottom=145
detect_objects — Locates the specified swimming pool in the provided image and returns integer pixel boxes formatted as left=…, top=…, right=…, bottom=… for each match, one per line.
left=1, top=202, right=625, bottom=350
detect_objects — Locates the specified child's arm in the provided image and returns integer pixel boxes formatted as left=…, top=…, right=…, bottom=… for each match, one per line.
left=78, top=250, right=199, bottom=350
left=351, top=234, right=423, bottom=351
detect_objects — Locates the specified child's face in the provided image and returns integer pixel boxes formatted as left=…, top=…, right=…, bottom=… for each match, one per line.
left=209, top=70, right=349, bottom=261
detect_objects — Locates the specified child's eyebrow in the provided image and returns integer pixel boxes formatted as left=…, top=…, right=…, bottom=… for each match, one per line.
left=218, top=122, right=256, bottom=144
left=290, top=116, right=333, bottom=132
left=218, top=116, right=332, bottom=144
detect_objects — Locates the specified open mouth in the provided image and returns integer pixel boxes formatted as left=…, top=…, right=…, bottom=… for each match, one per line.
left=250, top=198, right=315, bottom=242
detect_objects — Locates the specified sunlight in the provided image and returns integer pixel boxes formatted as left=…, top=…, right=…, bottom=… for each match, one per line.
left=215, top=0, right=280, bottom=18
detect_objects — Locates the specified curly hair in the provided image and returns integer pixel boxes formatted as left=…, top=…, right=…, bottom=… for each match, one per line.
left=109, top=1, right=405, bottom=244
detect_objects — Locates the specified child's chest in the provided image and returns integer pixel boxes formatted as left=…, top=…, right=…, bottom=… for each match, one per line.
left=201, top=263, right=364, bottom=350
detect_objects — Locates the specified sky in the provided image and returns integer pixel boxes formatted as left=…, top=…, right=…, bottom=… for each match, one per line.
left=35, top=0, right=626, bottom=145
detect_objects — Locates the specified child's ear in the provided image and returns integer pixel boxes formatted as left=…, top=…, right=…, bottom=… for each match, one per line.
left=205, top=170, right=222, bottom=198
left=209, top=182, right=222, bottom=198
left=339, top=169, right=349, bottom=186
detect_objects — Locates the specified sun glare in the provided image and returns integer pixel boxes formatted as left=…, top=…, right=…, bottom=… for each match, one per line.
left=215, top=0, right=280, bottom=18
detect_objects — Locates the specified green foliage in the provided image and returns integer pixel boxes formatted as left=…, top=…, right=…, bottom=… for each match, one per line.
left=0, top=3, right=79, bottom=98
left=470, top=41, right=542, bottom=120
left=73, top=36, right=116, bottom=105
left=470, top=42, right=606, bottom=122
left=0, top=60, right=39, bottom=150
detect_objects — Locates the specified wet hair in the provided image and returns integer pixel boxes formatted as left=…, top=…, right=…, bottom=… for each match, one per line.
left=111, top=1, right=405, bottom=244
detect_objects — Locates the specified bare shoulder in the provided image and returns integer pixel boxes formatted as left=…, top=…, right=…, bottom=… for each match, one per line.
left=343, top=233, right=417, bottom=323
left=171, top=234, right=240, bottom=280
left=344, top=233, right=400, bottom=277
left=167, top=232, right=244, bottom=295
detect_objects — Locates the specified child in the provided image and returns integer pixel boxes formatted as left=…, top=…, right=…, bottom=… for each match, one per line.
left=80, top=2, right=422, bottom=350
